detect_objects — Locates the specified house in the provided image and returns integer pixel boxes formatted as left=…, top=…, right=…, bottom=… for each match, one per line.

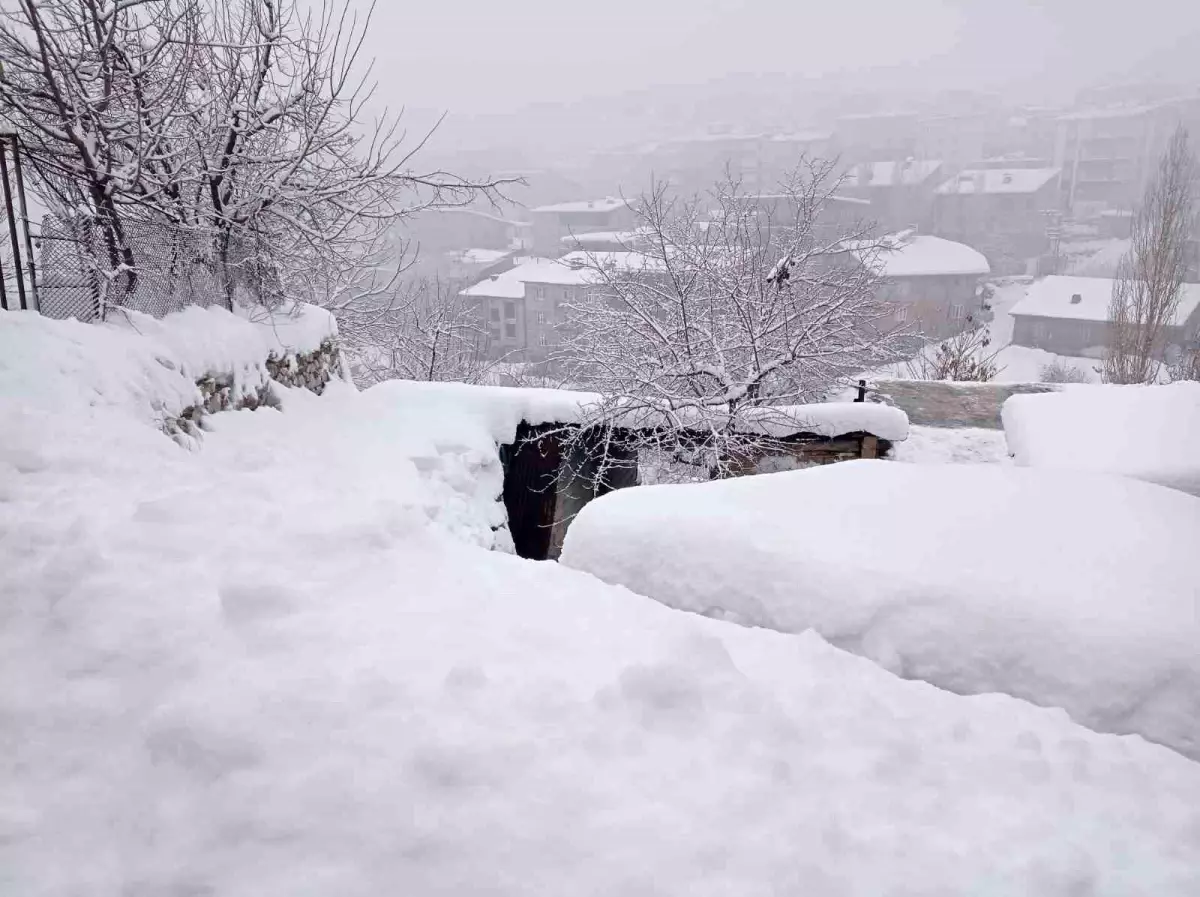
left=1009, top=275, right=1200, bottom=357
left=857, top=230, right=992, bottom=339
left=528, top=198, right=636, bottom=255
left=933, top=167, right=1063, bottom=268
left=840, top=159, right=944, bottom=231
left=459, top=251, right=659, bottom=362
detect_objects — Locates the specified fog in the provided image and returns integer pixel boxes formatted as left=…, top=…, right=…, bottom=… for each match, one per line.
left=362, top=0, right=1200, bottom=158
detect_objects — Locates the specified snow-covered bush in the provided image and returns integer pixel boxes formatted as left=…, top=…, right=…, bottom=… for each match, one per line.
left=1038, top=358, right=1089, bottom=383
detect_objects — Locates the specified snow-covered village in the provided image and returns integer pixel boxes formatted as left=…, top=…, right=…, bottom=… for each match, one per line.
left=2, top=1, right=1200, bottom=894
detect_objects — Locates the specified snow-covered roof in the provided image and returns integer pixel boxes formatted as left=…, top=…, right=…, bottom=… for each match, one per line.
left=459, top=252, right=660, bottom=298
left=1058, top=101, right=1175, bottom=122
left=530, top=197, right=630, bottom=214
left=1009, top=275, right=1200, bottom=325
left=1003, top=382, right=1200, bottom=497
left=448, top=248, right=512, bottom=266
left=843, top=159, right=943, bottom=188
left=559, top=227, right=653, bottom=246
left=560, top=458, right=1200, bottom=759
left=767, top=130, right=833, bottom=143
left=860, top=233, right=991, bottom=278
left=935, top=168, right=1060, bottom=195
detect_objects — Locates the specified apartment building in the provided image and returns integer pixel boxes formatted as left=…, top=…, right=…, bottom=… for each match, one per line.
left=1054, top=97, right=1200, bottom=215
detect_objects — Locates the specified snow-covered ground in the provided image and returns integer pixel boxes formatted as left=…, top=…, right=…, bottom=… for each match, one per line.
left=5, top=309, right=1200, bottom=895
left=561, top=460, right=1200, bottom=761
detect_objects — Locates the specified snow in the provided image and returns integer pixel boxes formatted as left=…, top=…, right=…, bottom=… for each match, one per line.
left=888, top=425, right=1010, bottom=463
left=0, top=303, right=337, bottom=428
left=561, top=460, right=1200, bottom=761
left=6, top=326, right=1200, bottom=895
left=1010, top=275, right=1200, bottom=325
left=935, top=168, right=1060, bottom=195
left=1003, top=382, right=1200, bottom=497
left=863, top=233, right=991, bottom=278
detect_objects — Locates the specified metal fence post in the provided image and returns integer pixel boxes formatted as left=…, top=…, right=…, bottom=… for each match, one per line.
left=0, top=137, right=28, bottom=310
left=8, top=135, right=39, bottom=311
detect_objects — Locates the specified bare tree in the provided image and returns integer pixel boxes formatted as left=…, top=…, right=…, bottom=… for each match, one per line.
left=350, top=277, right=496, bottom=385
left=1104, top=124, right=1196, bottom=384
left=0, top=0, right=200, bottom=305
left=0, top=0, right=513, bottom=323
left=554, top=162, right=908, bottom=478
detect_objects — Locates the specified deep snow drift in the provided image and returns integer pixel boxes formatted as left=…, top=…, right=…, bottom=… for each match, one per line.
left=4, top=309, right=1200, bottom=895
left=561, top=460, right=1200, bottom=761
left=1004, top=382, right=1200, bottom=497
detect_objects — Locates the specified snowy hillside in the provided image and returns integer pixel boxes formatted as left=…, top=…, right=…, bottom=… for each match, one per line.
left=3, top=309, right=1200, bottom=895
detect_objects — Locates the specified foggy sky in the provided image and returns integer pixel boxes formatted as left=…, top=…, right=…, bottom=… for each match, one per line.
left=363, top=0, right=1199, bottom=116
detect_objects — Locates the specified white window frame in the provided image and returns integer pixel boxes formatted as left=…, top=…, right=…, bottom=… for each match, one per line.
left=536, top=311, right=546, bottom=326
left=949, top=303, right=965, bottom=321
left=538, top=332, right=548, bottom=347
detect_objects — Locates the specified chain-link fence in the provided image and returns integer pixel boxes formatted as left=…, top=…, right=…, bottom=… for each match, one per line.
left=35, top=214, right=282, bottom=322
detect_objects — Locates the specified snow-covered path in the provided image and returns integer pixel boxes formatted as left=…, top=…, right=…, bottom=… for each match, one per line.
left=3, top=312, right=1200, bottom=895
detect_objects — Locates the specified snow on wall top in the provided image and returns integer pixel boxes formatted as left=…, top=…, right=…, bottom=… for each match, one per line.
left=0, top=302, right=337, bottom=425
left=1002, top=382, right=1200, bottom=497
left=934, top=167, right=1060, bottom=195
left=560, top=459, right=1200, bottom=760
left=861, top=233, right=991, bottom=278
left=1009, top=275, right=1200, bottom=325
left=371, top=380, right=909, bottom=443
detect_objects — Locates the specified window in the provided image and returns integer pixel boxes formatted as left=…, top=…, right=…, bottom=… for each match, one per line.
left=487, top=326, right=500, bottom=342
left=1032, top=322, right=1049, bottom=343
left=489, top=307, right=500, bottom=321
left=536, top=311, right=546, bottom=326
left=504, top=322, right=516, bottom=339
left=894, top=304, right=909, bottom=323
left=538, top=332, right=548, bottom=347
left=949, top=304, right=965, bottom=321
left=535, top=286, right=546, bottom=301
left=504, top=301, right=516, bottom=320
left=563, top=288, right=573, bottom=302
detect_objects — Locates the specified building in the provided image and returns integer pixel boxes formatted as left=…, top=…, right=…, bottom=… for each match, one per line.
left=1054, top=97, right=1200, bottom=216
left=528, top=198, right=637, bottom=256
left=933, top=167, right=1062, bottom=269
left=834, top=111, right=921, bottom=163
left=857, top=230, right=991, bottom=339
left=1009, top=275, right=1200, bottom=357
left=639, top=130, right=835, bottom=196
left=459, top=251, right=659, bottom=361
left=840, top=159, right=944, bottom=231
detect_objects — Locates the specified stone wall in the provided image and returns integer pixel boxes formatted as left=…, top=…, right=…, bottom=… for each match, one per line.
left=165, top=338, right=343, bottom=442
